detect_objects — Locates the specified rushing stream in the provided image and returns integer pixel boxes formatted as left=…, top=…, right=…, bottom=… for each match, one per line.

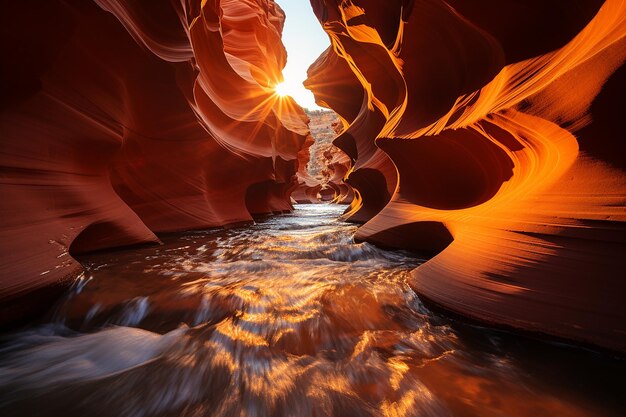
left=0, top=204, right=624, bottom=417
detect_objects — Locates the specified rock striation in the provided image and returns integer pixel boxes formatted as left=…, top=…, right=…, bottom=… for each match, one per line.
left=0, top=0, right=310, bottom=323
left=306, top=0, right=626, bottom=351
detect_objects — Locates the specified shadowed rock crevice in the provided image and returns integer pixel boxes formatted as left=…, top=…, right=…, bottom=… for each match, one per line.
left=344, top=168, right=393, bottom=224
left=378, top=128, right=515, bottom=210
left=358, top=221, right=454, bottom=256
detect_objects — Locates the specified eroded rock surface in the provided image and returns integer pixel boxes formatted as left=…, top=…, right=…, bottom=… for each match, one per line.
left=293, top=110, right=353, bottom=203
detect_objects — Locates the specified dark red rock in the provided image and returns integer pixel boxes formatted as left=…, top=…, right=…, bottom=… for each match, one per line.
left=0, top=0, right=311, bottom=323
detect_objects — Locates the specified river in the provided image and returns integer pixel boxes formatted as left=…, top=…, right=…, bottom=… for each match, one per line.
left=0, top=204, right=623, bottom=416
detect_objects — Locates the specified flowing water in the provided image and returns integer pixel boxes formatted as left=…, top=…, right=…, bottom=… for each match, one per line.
left=0, top=204, right=624, bottom=417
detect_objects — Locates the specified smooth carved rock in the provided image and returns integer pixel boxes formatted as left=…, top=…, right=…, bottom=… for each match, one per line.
left=0, top=0, right=311, bottom=323
left=306, top=0, right=626, bottom=351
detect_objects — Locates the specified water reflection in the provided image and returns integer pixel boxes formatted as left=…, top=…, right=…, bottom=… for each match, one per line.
left=0, top=205, right=623, bottom=416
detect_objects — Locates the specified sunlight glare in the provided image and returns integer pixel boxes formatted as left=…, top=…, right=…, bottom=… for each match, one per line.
left=274, top=81, right=290, bottom=97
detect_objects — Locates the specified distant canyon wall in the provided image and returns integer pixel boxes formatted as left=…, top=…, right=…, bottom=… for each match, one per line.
left=0, top=0, right=311, bottom=323
left=293, top=110, right=353, bottom=204
left=306, top=0, right=626, bottom=351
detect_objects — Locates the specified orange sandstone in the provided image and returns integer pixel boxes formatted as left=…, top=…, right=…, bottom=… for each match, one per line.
left=306, top=0, right=626, bottom=351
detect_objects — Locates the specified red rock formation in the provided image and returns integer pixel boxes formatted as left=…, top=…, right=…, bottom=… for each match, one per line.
left=322, top=146, right=354, bottom=204
left=306, top=42, right=397, bottom=222
left=0, top=0, right=310, bottom=323
left=307, top=0, right=626, bottom=351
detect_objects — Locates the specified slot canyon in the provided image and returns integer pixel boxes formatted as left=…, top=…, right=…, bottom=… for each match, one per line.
left=0, top=0, right=625, bottom=416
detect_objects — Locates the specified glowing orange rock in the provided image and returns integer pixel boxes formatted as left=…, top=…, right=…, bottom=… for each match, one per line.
left=307, top=0, right=626, bottom=351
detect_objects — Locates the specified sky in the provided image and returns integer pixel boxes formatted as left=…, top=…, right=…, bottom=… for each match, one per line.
left=275, top=0, right=331, bottom=110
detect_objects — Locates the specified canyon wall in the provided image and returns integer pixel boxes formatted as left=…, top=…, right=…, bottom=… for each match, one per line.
left=306, top=0, right=626, bottom=352
left=293, top=110, right=353, bottom=203
left=0, top=0, right=311, bottom=323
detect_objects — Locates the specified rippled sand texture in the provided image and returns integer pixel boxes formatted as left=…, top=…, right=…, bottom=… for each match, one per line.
left=305, top=0, right=626, bottom=351
left=0, top=0, right=314, bottom=323
left=1, top=205, right=624, bottom=417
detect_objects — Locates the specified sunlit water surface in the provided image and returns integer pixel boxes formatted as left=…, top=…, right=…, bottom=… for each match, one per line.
left=1, top=205, right=624, bottom=416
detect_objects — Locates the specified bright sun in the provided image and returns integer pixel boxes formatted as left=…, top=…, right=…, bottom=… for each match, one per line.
left=274, top=82, right=290, bottom=97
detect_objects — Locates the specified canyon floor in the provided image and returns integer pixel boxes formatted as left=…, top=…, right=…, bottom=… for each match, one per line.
left=0, top=204, right=623, bottom=417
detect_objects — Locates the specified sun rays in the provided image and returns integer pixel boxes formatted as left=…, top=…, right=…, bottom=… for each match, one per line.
left=274, top=81, right=290, bottom=97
